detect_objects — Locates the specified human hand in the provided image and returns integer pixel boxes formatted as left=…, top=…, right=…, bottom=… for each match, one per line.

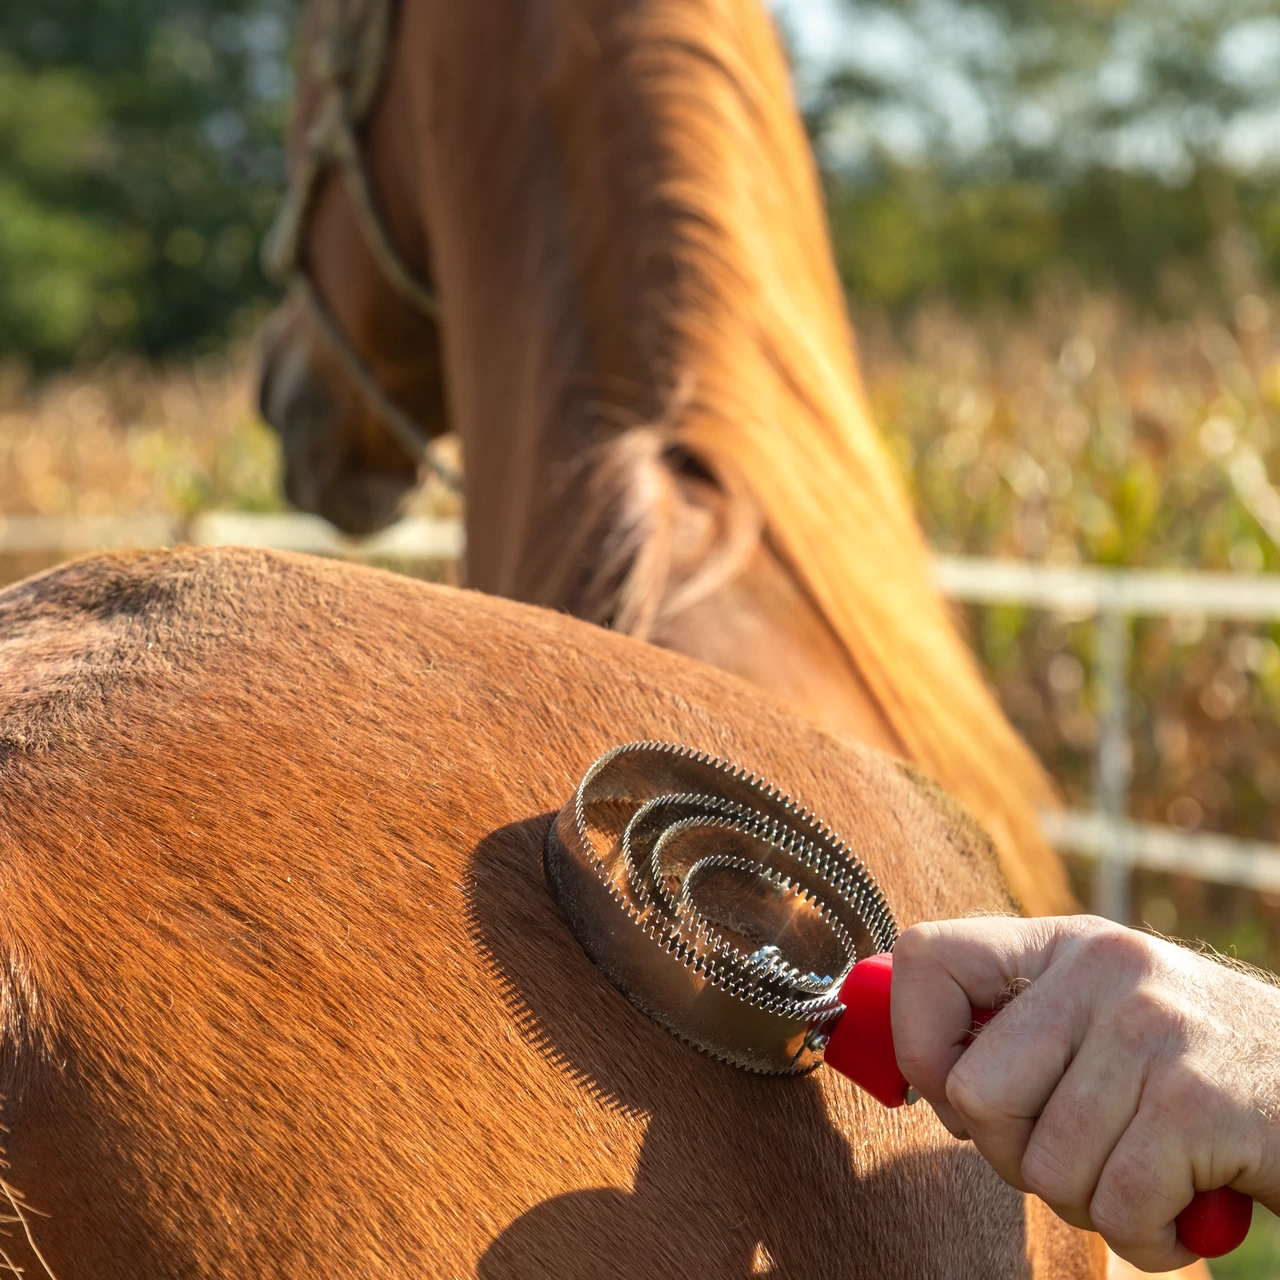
left=890, top=914, right=1280, bottom=1272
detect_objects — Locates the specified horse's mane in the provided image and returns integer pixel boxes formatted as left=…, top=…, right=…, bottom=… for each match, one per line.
left=560, top=0, right=1065, bottom=911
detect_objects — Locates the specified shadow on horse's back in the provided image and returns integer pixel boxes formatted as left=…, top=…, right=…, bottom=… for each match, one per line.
left=0, top=546, right=1101, bottom=1277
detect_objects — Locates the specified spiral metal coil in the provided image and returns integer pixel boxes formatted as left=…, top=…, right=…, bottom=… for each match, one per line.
left=544, top=741, right=898, bottom=1073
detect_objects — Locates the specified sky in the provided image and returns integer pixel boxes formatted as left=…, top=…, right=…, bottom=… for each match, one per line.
left=770, top=0, right=1280, bottom=176
left=771, top=0, right=854, bottom=91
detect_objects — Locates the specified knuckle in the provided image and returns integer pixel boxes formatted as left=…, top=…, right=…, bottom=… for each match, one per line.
left=891, top=923, right=937, bottom=969
left=1020, top=1139, right=1084, bottom=1207
left=1090, top=1154, right=1157, bottom=1245
left=1078, top=921, right=1154, bottom=976
left=893, top=1041, right=932, bottom=1083
left=1072, top=914, right=1116, bottom=936
left=1088, top=1183, right=1139, bottom=1244
left=1056, top=914, right=1120, bottom=949
left=1109, top=976, right=1201, bottom=1056
left=1149, top=1062, right=1217, bottom=1129
left=944, top=1062, right=999, bottom=1128
left=1108, top=986, right=1181, bottom=1050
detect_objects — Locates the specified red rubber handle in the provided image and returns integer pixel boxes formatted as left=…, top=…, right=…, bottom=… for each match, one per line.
left=822, top=953, right=1253, bottom=1258
left=1175, top=1186, right=1253, bottom=1259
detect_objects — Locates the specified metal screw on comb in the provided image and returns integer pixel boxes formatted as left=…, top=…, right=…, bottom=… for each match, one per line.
left=543, top=741, right=898, bottom=1074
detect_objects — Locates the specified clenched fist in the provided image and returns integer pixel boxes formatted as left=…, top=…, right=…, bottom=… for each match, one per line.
left=891, top=915, right=1280, bottom=1272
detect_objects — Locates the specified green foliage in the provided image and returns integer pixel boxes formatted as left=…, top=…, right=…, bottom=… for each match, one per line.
left=819, top=0, right=1280, bottom=178
left=859, top=288, right=1280, bottom=970
left=810, top=0, right=1280, bottom=313
left=0, top=0, right=290, bottom=367
left=1210, top=1206, right=1280, bottom=1280
left=826, top=164, right=1280, bottom=312
left=1, top=0, right=1278, bottom=368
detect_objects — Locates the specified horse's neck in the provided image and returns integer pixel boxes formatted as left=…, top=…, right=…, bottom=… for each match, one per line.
left=461, top=414, right=901, bottom=754
left=653, top=541, right=906, bottom=756
left=419, top=1, right=899, bottom=750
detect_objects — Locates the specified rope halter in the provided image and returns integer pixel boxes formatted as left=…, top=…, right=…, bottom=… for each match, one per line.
left=262, top=0, right=460, bottom=492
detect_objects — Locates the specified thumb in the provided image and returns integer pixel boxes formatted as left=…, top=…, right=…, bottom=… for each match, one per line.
left=890, top=916, right=1068, bottom=1131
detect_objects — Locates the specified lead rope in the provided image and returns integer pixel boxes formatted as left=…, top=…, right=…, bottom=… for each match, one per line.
left=261, top=0, right=461, bottom=493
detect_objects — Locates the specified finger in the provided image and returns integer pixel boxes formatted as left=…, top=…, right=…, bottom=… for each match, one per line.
left=1017, top=1020, right=1147, bottom=1231
left=1085, top=1070, right=1203, bottom=1269
left=943, top=966, right=1084, bottom=1190
left=892, top=916, right=1065, bottom=1114
left=891, top=922, right=985, bottom=1133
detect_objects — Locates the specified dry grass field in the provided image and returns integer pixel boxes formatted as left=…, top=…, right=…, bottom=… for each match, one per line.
left=0, top=354, right=278, bottom=521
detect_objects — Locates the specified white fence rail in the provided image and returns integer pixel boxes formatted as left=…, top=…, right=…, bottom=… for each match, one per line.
left=6, top=513, right=1280, bottom=919
left=935, top=556, right=1280, bottom=622
left=0, top=512, right=463, bottom=559
left=935, top=555, right=1280, bottom=920
left=194, top=512, right=464, bottom=560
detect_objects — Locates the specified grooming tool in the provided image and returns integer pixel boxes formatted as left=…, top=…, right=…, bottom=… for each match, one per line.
left=544, top=742, right=1252, bottom=1259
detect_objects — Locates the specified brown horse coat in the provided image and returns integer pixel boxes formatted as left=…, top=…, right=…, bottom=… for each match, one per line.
left=0, top=547, right=1100, bottom=1276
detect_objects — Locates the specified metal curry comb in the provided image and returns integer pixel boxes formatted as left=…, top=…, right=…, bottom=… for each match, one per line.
left=543, top=740, right=1255, bottom=1261
left=542, top=740, right=898, bottom=1079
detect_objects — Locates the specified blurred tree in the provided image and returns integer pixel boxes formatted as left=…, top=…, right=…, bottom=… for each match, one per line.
left=814, top=0, right=1280, bottom=179
left=0, top=0, right=291, bottom=367
left=804, top=0, right=1280, bottom=308
left=2, top=0, right=1279, bottom=366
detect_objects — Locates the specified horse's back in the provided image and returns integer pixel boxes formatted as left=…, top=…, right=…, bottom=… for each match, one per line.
left=0, top=548, right=1100, bottom=1277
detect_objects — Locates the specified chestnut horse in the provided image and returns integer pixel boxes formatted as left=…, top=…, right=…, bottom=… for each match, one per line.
left=0, top=546, right=1104, bottom=1277
left=257, top=0, right=1075, bottom=918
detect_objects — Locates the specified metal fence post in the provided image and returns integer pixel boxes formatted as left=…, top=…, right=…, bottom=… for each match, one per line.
left=1094, top=603, right=1132, bottom=921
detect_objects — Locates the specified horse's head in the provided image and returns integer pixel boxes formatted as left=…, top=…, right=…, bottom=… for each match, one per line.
left=257, top=0, right=449, bottom=535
